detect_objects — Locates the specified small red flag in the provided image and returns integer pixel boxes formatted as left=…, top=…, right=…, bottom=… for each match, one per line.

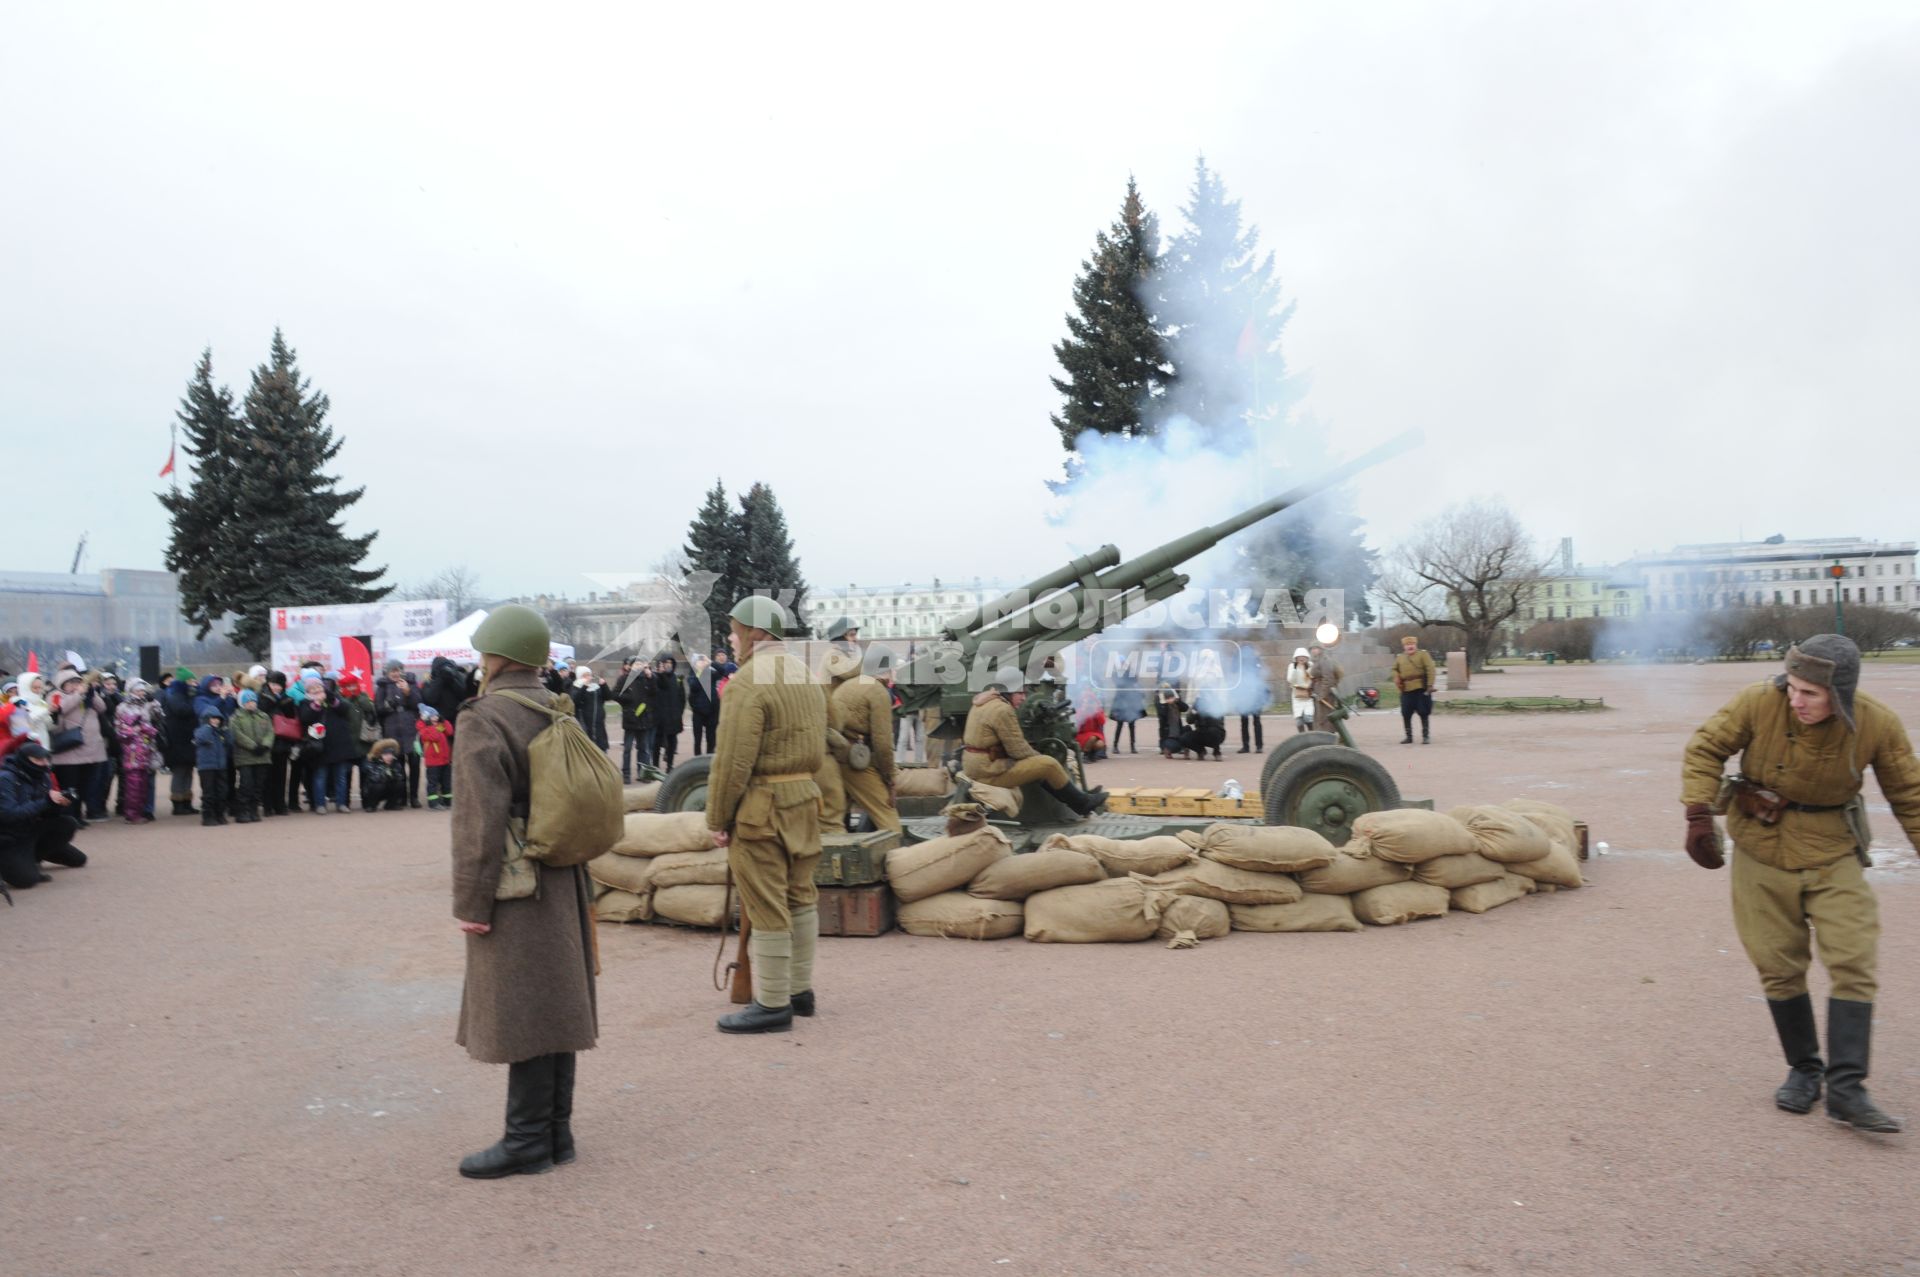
left=159, top=442, right=176, bottom=478
left=1235, top=319, right=1260, bottom=362
left=26, top=651, right=39, bottom=674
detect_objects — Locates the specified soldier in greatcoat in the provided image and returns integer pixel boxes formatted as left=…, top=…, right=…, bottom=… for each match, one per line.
left=450, top=604, right=598, bottom=1177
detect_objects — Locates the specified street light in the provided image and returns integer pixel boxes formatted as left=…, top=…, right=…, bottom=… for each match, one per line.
left=1830, top=561, right=1847, bottom=634
left=1315, top=621, right=1341, bottom=646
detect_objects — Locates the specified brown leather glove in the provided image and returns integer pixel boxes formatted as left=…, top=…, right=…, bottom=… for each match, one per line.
left=1683, top=802, right=1724, bottom=869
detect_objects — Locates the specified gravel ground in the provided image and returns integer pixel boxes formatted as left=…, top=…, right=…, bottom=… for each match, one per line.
left=4, top=661, right=1919, bottom=1276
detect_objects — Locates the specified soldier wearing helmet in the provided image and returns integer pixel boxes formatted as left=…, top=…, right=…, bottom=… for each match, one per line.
left=705, top=595, right=829, bottom=1034
left=960, top=667, right=1107, bottom=817
left=449, top=604, right=597, bottom=1179
left=818, top=628, right=900, bottom=835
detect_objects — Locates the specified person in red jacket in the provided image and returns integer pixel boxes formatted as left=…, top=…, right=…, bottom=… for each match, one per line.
left=418, top=705, right=455, bottom=810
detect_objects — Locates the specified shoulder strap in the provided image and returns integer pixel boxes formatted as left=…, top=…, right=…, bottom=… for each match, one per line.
left=492, top=690, right=569, bottom=721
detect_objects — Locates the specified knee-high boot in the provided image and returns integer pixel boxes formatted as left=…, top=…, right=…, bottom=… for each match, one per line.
left=459, top=1054, right=558, bottom=1178
left=718, top=930, right=794, bottom=1033
left=551, top=1052, right=577, bottom=1165
left=1826, top=998, right=1903, bottom=1133
left=790, top=906, right=819, bottom=1018
left=1765, top=994, right=1823, bottom=1114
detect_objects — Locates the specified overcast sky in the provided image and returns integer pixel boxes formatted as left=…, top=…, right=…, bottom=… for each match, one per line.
left=5, top=1, right=1916, bottom=606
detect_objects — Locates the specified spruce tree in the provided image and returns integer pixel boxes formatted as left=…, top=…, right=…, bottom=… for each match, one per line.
left=222, top=330, right=387, bottom=655
left=1153, top=155, right=1295, bottom=435
left=683, top=477, right=746, bottom=642
left=1050, top=177, right=1172, bottom=450
left=160, top=350, right=247, bottom=641
left=737, top=482, right=808, bottom=622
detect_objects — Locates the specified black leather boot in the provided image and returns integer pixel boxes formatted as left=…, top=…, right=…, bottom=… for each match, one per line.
left=1766, top=994, right=1823, bottom=1114
left=459, top=1054, right=558, bottom=1178
left=1826, top=998, right=1903, bottom=1133
left=551, top=1052, right=576, bottom=1165
left=791, top=990, right=816, bottom=1017
left=718, top=1001, right=794, bottom=1034
left=1051, top=781, right=1108, bottom=817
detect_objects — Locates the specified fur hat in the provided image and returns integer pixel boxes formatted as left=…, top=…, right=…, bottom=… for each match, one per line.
left=1780, top=634, right=1861, bottom=732
left=372, top=737, right=400, bottom=758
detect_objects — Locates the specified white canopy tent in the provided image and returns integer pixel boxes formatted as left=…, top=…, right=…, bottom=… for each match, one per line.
left=396, top=609, right=576, bottom=667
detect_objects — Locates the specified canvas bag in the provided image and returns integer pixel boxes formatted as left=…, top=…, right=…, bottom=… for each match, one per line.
left=492, top=691, right=625, bottom=868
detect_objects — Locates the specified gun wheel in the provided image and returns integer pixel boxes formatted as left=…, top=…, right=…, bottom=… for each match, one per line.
left=1257, top=731, right=1340, bottom=796
left=653, top=754, right=714, bottom=813
left=1262, top=745, right=1401, bottom=847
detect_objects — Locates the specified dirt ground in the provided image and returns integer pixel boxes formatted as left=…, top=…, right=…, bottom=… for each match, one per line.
left=5, top=661, right=1920, bottom=1276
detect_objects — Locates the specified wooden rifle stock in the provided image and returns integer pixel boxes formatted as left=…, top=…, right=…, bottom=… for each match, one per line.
left=729, top=921, right=753, bottom=1005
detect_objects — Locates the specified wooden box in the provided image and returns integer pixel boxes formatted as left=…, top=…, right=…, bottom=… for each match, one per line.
left=817, top=885, right=895, bottom=937
left=814, top=829, right=899, bottom=887
left=1163, top=787, right=1216, bottom=816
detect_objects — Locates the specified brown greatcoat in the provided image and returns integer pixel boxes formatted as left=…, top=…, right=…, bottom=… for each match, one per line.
left=450, top=667, right=598, bottom=1064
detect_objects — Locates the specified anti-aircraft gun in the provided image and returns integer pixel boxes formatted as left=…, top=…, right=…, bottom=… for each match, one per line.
left=654, top=433, right=1417, bottom=847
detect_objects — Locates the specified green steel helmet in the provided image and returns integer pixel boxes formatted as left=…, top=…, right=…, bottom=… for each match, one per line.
left=987, top=667, right=1025, bottom=695
left=471, top=604, right=551, bottom=667
left=728, top=594, right=789, bottom=639
left=826, top=615, right=857, bottom=641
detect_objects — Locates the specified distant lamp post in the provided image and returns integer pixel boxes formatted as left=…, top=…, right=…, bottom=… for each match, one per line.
left=1830, top=561, right=1847, bottom=634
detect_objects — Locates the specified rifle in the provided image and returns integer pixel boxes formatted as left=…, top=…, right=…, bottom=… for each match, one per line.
left=714, top=868, right=752, bottom=1004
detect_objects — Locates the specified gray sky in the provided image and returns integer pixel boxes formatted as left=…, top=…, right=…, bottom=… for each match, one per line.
left=5, top=1, right=1917, bottom=605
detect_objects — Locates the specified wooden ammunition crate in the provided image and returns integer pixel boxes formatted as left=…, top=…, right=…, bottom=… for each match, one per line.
left=817, top=885, right=895, bottom=937
left=1125, top=787, right=1176, bottom=812
left=814, top=829, right=899, bottom=887
left=1200, top=791, right=1262, bottom=817
left=1160, top=787, right=1216, bottom=816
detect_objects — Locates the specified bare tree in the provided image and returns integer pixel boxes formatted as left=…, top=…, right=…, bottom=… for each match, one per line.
left=400, top=565, right=485, bottom=618
left=547, top=600, right=584, bottom=648
left=1378, top=499, right=1552, bottom=671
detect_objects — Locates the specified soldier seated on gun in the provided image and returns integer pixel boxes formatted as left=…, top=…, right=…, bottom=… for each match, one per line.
left=961, top=669, right=1106, bottom=817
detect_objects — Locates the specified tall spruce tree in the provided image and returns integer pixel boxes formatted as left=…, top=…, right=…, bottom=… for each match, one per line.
left=737, top=482, right=808, bottom=622
left=1050, top=178, right=1172, bottom=450
left=160, top=350, right=247, bottom=640
left=222, top=331, right=386, bottom=654
left=683, top=477, right=746, bottom=642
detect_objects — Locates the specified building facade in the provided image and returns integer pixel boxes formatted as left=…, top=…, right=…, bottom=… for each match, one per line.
left=1624, top=537, right=1919, bottom=615
left=803, top=579, right=997, bottom=641
left=0, top=568, right=200, bottom=656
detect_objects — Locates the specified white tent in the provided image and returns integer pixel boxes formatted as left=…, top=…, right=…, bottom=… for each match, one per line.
left=397, top=609, right=576, bottom=667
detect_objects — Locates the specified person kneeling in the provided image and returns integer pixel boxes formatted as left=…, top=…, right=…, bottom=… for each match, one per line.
left=0, top=743, right=88, bottom=890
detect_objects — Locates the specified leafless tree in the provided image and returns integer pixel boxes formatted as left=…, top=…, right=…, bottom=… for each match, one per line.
left=399, top=564, right=485, bottom=618
left=1377, top=499, right=1553, bottom=671
left=547, top=600, right=584, bottom=648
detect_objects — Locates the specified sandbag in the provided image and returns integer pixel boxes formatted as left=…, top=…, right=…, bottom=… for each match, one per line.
left=648, top=847, right=730, bottom=889
left=593, top=888, right=653, bottom=923
left=1351, top=880, right=1452, bottom=925
left=895, top=768, right=954, bottom=797
left=1505, top=836, right=1584, bottom=889
left=1297, top=852, right=1413, bottom=894
left=1229, top=894, right=1362, bottom=933
left=1040, top=833, right=1196, bottom=877
left=968, top=847, right=1106, bottom=900
left=1504, top=798, right=1578, bottom=849
left=1177, top=823, right=1335, bottom=874
left=1138, top=859, right=1302, bottom=906
left=623, top=782, right=662, bottom=812
left=1450, top=873, right=1535, bottom=914
left=1411, top=851, right=1508, bottom=890
left=897, top=892, right=1024, bottom=940
left=965, top=780, right=1022, bottom=817
left=1444, top=805, right=1551, bottom=863
left=1155, top=895, right=1229, bottom=941
left=1347, top=809, right=1478, bottom=864
left=652, top=883, right=736, bottom=928
left=1024, top=878, right=1161, bottom=943
left=613, top=810, right=714, bottom=857
left=587, top=852, right=658, bottom=896
left=888, top=826, right=1014, bottom=903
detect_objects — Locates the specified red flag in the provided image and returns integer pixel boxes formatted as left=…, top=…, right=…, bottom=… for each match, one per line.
left=339, top=636, right=373, bottom=685
left=159, top=442, right=176, bottom=478
left=1235, top=319, right=1260, bottom=362
left=26, top=651, right=39, bottom=674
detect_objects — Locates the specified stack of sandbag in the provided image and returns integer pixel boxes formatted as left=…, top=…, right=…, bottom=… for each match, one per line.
left=1499, top=799, right=1587, bottom=891
left=884, top=825, right=1027, bottom=940
left=1024, top=876, right=1171, bottom=943
left=588, top=809, right=716, bottom=925
left=623, top=781, right=661, bottom=812
left=1342, top=810, right=1480, bottom=926
left=1444, top=804, right=1556, bottom=913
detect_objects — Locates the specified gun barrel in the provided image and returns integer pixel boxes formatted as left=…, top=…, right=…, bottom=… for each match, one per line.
left=941, top=547, right=1120, bottom=638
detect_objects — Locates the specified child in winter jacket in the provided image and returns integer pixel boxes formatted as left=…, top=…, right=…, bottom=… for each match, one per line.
left=193, top=712, right=231, bottom=827
left=418, top=707, right=454, bottom=810
left=229, top=690, right=274, bottom=824
left=361, top=738, right=407, bottom=811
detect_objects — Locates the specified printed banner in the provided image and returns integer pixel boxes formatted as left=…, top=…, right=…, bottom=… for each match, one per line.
left=268, top=600, right=449, bottom=677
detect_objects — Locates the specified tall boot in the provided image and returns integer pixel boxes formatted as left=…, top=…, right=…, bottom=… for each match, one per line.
left=1765, top=994, right=1823, bottom=1114
left=551, top=1052, right=577, bottom=1165
left=459, top=1054, right=558, bottom=1178
left=1050, top=780, right=1108, bottom=817
left=1826, top=998, right=1903, bottom=1133
left=790, top=905, right=819, bottom=1018
left=718, top=929, right=794, bottom=1033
